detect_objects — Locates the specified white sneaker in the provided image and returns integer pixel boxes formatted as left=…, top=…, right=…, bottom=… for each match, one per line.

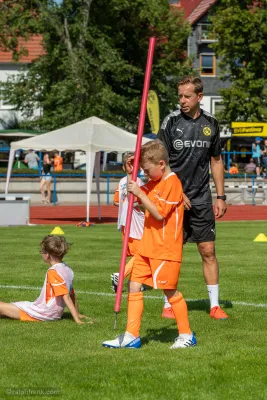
left=111, top=273, right=150, bottom=292
left=170, top=332, right=197, bottom=349
left=102, top=331, right=141, bottom=349
left=111, top=272, right=119, bottom=293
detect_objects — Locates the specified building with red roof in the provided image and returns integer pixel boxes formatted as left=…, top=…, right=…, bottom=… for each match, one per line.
left=0, top=35, right=44, bottom=64
left=0, top=36, right=44, bottom=128
left=169, top=0, right=231, bottom=134
left=0, top=2, right=229, bottom=132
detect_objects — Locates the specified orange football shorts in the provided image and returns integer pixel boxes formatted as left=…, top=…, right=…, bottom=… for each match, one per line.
left=19, top=309, right=40, bottom=322
left=130, top=253, right=181, bottom=290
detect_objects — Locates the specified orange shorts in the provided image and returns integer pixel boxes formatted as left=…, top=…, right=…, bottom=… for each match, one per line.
left=121, top=229, right=140, bottom=256
left=130, top=253, right=181, bottom=290
left=127, top=237, right=140, bottom=256
left=19, top=309, right=40, bottom=322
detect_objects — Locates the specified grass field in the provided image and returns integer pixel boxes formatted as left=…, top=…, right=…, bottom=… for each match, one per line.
left=0, top=222, right=267, bottom=400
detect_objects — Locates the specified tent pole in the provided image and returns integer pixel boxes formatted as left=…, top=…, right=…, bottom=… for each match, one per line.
left=5, top=148, right=15, bottom=194
left=85, top=151, right=96, bottom=223
left=95, top=152, right=101, bottom=220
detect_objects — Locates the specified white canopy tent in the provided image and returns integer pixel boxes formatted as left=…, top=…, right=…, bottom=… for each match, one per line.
left=5, top=116, right=151, bottom=222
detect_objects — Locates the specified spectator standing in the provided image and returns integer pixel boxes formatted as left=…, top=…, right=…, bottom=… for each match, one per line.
left=24, top=149, right=39, bottom=170
left=252, top=137, right=263, bottom=178
left=261, top=139, right=267, bottom=178
left=53, top=151, right=63, bottom=173
left=40, top=153, right=53, bottom=203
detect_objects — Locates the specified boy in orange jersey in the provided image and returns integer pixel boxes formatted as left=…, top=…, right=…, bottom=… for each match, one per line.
left=103, top=140, right=196, bottom=349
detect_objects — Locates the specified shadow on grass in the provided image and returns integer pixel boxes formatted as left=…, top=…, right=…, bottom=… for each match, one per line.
left=143, top=300, right=233, bottom=344
left=62, top=312, right=73, bottom=320
left=186, top=299, right=233, bottom=313
left=143, top=325, right=179, bottom=344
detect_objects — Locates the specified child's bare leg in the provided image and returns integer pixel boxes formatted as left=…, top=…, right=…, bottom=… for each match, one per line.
left=46, top=181, right=51, bottom=202
left=40, top=180, right=46, bottom=200
left=164, top=288, right=178, bottom=298
left=128, top=280, right=142, bottom=293
left=0, top=303, right=20, bottom=320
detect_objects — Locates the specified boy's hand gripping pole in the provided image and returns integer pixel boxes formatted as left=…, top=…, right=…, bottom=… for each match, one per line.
left=114, top=37, right=156, bottom=327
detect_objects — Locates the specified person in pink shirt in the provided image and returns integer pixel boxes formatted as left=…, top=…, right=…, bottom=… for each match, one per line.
left=0, top=235, right=90, bottom=324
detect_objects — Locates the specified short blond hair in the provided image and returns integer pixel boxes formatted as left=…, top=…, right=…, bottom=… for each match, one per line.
left=140, top=140, right=169, bottom=165
left=178, top=76, right=203, bottom=94
left=122, top=152, right=134, bottom=167
left=40, top=235, right=71, bottom=259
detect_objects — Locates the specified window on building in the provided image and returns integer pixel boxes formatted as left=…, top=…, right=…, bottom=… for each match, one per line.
left=200, top=54, right=216, bottom=76
left=211, top=97, right=224, bottom=116
left=1, top=99, right=14, bottom=110
left=199, top=24, right=215, bottom=41
left=0, top=91, right=13, bottom=110
left=214, top=101, right=224, bottom=115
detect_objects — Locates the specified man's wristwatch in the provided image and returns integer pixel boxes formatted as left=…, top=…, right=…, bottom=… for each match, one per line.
left=217, top=195, right=227, bottom=201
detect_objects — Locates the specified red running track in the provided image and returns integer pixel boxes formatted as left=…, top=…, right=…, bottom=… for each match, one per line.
left=30, top=204, right=267, bottom=225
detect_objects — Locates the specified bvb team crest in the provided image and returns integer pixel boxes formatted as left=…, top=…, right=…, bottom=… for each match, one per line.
left=203, top=126, right=211, bottom=136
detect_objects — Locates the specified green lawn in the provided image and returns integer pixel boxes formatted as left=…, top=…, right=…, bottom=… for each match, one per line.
left=0, top=222, right=267, bottom=400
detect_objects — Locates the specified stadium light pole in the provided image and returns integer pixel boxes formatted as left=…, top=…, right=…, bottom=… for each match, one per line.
left=114, top=36, right=156, bottom=325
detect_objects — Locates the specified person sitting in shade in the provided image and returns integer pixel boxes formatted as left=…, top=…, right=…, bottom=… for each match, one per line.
left=229, top=163, right=239, bottom=175
left=244, top=158, right=256, bottom=174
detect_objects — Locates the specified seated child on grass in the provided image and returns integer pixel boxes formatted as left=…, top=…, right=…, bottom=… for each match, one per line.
left=0, top=235, right=90, bottom=324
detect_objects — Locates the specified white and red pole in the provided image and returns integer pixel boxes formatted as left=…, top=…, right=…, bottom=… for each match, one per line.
left=114, top=37, right=156, bottom=318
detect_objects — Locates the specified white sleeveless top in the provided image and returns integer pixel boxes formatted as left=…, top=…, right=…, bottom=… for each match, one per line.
left=14, top=263, right=74, bottom=321
left=116, top=176, right=145, bottom=240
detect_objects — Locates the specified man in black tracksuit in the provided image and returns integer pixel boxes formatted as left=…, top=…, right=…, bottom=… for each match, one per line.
left=158, top=76, right=228, bottom=320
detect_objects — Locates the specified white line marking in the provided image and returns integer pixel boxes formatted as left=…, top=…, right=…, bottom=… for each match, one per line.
left=0, top=284, right=266, bottom=309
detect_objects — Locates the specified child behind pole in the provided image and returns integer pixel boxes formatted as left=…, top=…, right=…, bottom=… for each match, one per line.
left=0, top=235, right=90, bottom=324
left=103, top=140, right=196, bottom=349
left=111, top=152, right=145, bottom=291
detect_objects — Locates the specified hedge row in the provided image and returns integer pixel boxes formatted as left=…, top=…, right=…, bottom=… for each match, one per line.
left=0, top=168, right=124, bottom=176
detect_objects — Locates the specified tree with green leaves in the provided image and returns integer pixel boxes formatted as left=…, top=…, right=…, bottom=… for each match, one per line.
left=0, top=0, right=192, bottom=132
left=210, top=0, right=267, bottom=124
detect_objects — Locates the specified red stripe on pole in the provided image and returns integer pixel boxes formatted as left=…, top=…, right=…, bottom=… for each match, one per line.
left=114, top=37, right=156, bottom=313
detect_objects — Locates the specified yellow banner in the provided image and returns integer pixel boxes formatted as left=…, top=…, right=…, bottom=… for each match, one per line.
left=231, top=122, right=267, bottom=137
left=147, top=90, right=160, bottom=134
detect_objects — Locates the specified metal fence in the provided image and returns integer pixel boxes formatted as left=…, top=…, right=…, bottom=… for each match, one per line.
left=0, top=150, right=264, bottom=205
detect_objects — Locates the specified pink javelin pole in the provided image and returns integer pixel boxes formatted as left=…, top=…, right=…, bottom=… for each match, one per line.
left=114, top=37, right=156, bottom=318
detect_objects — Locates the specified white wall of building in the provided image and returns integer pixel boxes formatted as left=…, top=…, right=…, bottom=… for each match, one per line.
left=201, top=95, right=231, bottom=138
left=0, top=63, right=41, bottom=128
